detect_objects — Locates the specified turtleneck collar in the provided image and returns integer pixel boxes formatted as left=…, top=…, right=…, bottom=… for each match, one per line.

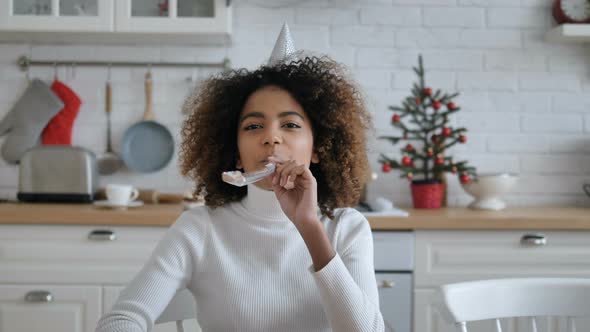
left=238, top=184, right=290, bottom=223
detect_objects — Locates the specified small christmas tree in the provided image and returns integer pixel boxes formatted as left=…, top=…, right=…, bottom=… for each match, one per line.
left=379, top=55, right=476, bottom=187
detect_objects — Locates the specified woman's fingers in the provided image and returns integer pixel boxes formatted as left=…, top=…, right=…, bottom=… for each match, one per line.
left=272, top=160, right=306, bottom=190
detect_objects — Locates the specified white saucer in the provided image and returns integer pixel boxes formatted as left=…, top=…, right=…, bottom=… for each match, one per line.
left=93, top=200, right=144, bottom=209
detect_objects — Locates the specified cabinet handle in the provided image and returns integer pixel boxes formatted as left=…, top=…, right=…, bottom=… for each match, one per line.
left=520, top=234, right=546, bottom=246
left=88, top=229, right=117, bottom=241
left=25, top=290, right=53, bottom=303
left=378, top=280, right=395, bottom=288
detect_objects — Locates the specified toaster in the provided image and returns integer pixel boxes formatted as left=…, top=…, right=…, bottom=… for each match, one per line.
left=17, top=146, right=98, bottom=203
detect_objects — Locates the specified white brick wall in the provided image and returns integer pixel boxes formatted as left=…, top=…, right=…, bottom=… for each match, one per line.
left=0, top=0, right=589, bottom=207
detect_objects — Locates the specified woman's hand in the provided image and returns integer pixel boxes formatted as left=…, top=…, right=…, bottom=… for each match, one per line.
left=268, top=157, right=319, bottom=228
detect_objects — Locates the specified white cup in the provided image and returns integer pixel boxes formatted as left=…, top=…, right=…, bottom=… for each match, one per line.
left=105, top=184, right=139, bottom=205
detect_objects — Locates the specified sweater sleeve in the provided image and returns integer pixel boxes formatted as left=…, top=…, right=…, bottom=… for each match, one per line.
left=95, top=209, right=209, bottom=332
left=310, top=209, right=384, bottom=332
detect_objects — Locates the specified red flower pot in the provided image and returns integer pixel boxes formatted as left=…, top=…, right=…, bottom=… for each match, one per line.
left=411, top=180, right=443, bottom=209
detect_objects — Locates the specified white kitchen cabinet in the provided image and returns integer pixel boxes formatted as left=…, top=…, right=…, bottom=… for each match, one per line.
left=414, top=230, right=590, bottom=332
left=115, top=0, right=230, bottom=35
left=0, top=284, right=101, bottom=332
left=0, top=0, right=231, bottom=44
left=0, top=0, right=114, bottom=32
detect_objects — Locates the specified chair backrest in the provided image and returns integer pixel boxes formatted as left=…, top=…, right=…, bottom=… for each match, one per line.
left=155, top=289, right=197, bottom=332
left=440, top=278, right=590, bottom=332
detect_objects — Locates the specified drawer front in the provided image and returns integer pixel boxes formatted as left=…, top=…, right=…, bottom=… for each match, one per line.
left=373, top=231, right=414, bottom=271
left=0, top=284, right=101, bottom=332
left=0, top=225, right=167, bottom=284
left=415, top=230, right=590, bottom=287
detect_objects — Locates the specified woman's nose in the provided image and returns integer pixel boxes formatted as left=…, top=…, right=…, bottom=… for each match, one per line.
left=262, top=128, right=282, bottom=145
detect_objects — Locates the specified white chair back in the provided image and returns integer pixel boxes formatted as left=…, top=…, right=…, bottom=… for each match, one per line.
left=440, top=278, right=590, bottom=332
left=155, top=289, right=197, bottom=332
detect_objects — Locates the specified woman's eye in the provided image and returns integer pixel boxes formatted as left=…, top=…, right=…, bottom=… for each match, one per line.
left=283, top=122, right=301, bottom=129
left=244, top=124, right=262, bottom=131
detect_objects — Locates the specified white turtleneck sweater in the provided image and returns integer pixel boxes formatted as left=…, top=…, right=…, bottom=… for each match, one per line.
left=95, top=185, right=384, bottom=332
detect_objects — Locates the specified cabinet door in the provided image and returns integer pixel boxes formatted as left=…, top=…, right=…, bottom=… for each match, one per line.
left=0, top=284, right=101, bottom=332
left=377, top=273, right=412, bottom=332
left=0, top=0, right=114, bottom=31
left=114, top=0, right=230, bottom=34
left=103, top=286, right=202, bottom=332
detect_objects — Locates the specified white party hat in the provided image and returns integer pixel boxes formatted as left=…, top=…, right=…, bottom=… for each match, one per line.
left=268, top=22, right=296, bottom=66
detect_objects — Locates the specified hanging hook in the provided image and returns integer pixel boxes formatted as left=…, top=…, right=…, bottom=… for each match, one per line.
left=53, top=62, right=58, bottom=81
left=71, top=62, right=76, bottom=80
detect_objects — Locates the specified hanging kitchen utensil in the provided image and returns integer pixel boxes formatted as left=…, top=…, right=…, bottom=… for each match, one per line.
left=98, top=70, right=123, bottom=175
left=41, top=64, right=82, bottom=145
left=121, top=69, right=174, bottom=173
left=0, top=79, right=63, bottom=164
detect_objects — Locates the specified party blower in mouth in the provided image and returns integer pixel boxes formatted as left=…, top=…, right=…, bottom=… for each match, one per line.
left=222, top=163, right=276, bottom=187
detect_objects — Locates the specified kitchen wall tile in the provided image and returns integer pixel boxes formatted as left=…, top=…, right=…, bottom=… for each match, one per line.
left=457, top=72, right=518, bottom=91
left=295, top=8, right=359, bottom=25
left=360, top=7, right=422, bottom=26
left=488, top=135, right=551, bottom=153
left=487, top=8, right=550, bottom=28
left=522, top=114, right=584, bottom=133
left=519, top=72, right=580, bottom=92
left=485, top=51, right=547, bottom=71
left=549, top=135, right=590, bottom=153
left=399, top=50, right=483, bottom=71
left=332, top=26, right=395, bottom=46
left=396, top=28, right=459, bottom=48
left=423, top=7, right=485, bottom=28
left=521, top=155, right=590, bottom=174
left=458, top=29, right=522, bottom=49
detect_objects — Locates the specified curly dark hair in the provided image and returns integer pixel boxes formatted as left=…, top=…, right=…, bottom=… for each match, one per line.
left=179, top=55, right=372, bottom=218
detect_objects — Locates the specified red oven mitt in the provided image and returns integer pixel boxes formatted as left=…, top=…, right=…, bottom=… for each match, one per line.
left=41, top=80, right=82, bottom=145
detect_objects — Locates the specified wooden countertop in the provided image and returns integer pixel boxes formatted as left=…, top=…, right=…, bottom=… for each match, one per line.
left=0, top=203, right=589, bottom=230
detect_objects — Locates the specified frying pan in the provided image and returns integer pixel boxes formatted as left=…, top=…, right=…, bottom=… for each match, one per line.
left=121, top=71, right=174, bottom=173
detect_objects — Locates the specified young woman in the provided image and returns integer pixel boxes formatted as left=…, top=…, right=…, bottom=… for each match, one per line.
left=95, top=55, right=384, bottom=332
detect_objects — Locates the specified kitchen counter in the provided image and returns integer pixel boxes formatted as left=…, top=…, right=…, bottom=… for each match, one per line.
left=0, top=203, right=589, bottom=230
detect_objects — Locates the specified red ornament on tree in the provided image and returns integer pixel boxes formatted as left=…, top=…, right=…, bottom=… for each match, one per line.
left=415, top=98, right=421, bottom=105
left=447, top=102, right=456, bottom=110
left=431, top=134, right=439, bottom=143
left=432, top=100, right=441, bottom=110
left=402, top=156, right=412, bottom=166
left=460, top=174, right=471, bottom=184
left=405, top=144, right=414, bottom=152
left=435, top=156, right=444, bottom=165
left=459, top=135, right=467, bottom=143
left=423, top=87, right=432, bottom=96
left=392, top=114, right=400, bottom=123
left=382, top=163, right=392, bottom=173
left=442, top=127, right=452, bottom=137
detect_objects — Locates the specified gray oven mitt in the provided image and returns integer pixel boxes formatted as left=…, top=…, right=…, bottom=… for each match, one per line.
left=0, top=79, right=64, bottom=164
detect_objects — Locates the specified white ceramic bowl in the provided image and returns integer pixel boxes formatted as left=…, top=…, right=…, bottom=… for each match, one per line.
left=461, top=173, right=518, bottom=210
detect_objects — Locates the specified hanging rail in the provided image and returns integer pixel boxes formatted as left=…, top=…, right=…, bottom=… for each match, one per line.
left=17, top=55, right=231, bottom=72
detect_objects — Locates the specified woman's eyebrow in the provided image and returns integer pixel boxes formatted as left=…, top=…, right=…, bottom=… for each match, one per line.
left=239, top=111, right=304, bottom=124
left=278, top=111, right=305, bottom=120
left=239, top=112, right=264, bottom=124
